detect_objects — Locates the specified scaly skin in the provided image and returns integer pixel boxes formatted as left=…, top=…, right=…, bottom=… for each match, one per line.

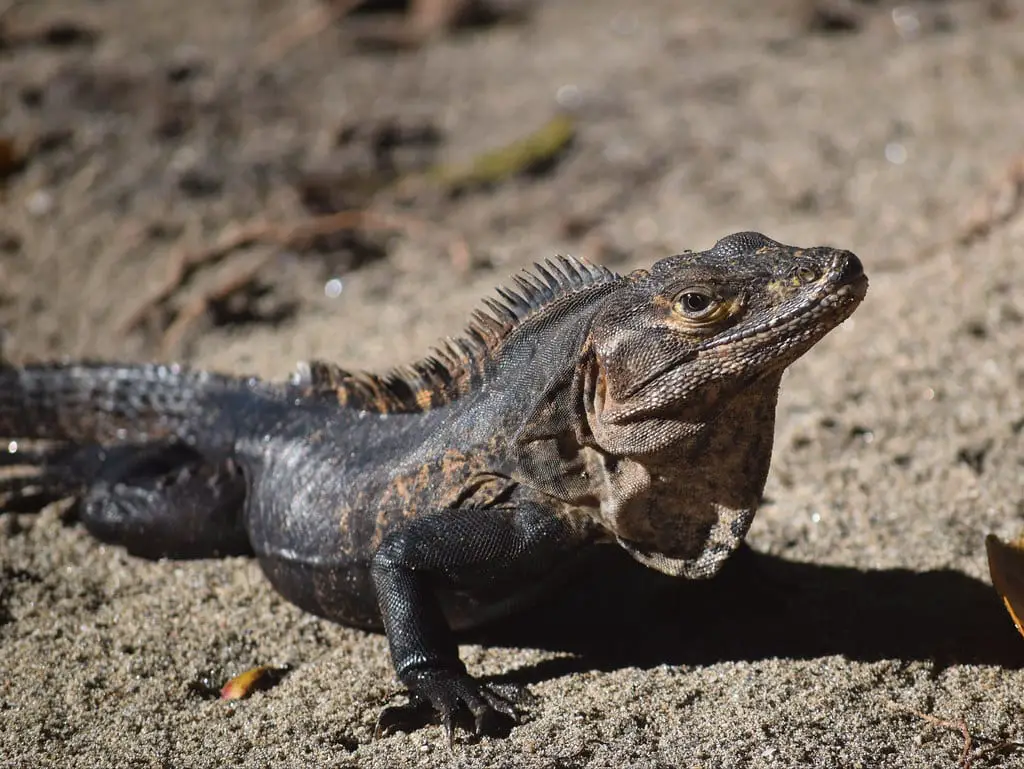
left=0, top=232, right=867, bottom=742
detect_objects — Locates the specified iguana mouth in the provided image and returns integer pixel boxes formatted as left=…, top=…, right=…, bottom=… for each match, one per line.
left=701, top=250, right=867, bottom=351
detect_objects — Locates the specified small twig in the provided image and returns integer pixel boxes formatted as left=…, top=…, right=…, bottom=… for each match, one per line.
left=256, top=0, right=363, bottom=66
left=121, top=208, right=470, bottom=350
left=888, top=702, right=972, bottom=768
left=906, top=152, right=1024, bottom=271
left=158, top=251, right=277, bottom=357
left=891, top=701, right=1024, bottom=768
left=119, top=218, right=273, bottom=334
left=956, top=154, right=1024, bottom=247
left=0, top=0, right=25, bottom=24
left=347, top=0, right=469, bottom=50
left=122, top=210, right=409, bottom=333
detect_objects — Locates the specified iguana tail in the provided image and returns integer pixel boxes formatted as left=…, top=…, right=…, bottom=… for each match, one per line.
left=0, top=361, right=253, bottom=450
left=0, top=362, right=262, bottom=553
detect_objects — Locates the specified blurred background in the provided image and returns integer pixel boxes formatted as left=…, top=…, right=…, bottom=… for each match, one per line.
left=2, top=3, right=1024, bottom=766
left=1, top=0, right=1019, bottom=374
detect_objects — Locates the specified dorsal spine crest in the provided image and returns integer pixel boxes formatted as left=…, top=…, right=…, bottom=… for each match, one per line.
left=297, top=255, right=619, bottom=413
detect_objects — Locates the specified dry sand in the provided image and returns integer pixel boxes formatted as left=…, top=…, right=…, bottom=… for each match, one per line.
left=2, top=1, right=1024, bottom=766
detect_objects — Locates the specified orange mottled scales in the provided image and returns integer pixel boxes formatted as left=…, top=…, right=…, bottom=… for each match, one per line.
left=0, top=232, right=866, bottom=742
left=367, top=447, right=513, bottom=544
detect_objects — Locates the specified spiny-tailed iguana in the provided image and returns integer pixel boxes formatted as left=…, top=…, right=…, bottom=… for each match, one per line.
left=0, top=231, right=867, bottom=741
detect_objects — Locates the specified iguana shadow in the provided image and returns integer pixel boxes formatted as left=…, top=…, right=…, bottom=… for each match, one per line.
left=468, top=545, right=1024, bottom=685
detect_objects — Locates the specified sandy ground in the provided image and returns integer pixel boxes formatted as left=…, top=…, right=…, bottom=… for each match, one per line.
left=2, top=0, right=1024, bottom=766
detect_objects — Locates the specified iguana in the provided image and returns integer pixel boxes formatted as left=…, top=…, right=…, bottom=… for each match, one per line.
left=0, top=232, right=867, bottom=741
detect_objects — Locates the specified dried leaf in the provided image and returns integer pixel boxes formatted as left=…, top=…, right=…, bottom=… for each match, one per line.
left=220, top=664, right=290, bottom=700
left=0, top=136, right=25, bottom=181
left=985, top=533, right=1024, bottom=638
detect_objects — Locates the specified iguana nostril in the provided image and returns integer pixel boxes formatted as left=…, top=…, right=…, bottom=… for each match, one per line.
left=837, top=252, right=864, bottom=284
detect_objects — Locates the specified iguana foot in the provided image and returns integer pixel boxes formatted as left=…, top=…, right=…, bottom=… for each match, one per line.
left=375, top=669, right=529, bottom=744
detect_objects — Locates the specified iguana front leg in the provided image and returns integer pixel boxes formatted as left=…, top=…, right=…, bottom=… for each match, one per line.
left=370, top=501, right=583, bottom=741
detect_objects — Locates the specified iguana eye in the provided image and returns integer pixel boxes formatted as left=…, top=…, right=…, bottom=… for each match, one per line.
left=797, top=266, right=817, bottom=283
left=673, top=289, right=718, bottom=320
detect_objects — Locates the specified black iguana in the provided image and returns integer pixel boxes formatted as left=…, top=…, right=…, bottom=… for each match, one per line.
left=0, top=231, right=867, bottom=741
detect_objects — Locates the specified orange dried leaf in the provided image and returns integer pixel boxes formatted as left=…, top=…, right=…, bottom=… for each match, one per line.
left=985, top=533, right=1024, bottom=638
left=220, top=664, right=288, bottom=700
left=0, top=136, right=24, bottom=179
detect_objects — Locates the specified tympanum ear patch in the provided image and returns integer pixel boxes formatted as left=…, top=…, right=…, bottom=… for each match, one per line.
left=985, top=533, right=1024, bottom=638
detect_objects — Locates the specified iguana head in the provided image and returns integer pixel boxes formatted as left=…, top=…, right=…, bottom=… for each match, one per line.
left=583, top=231, right=867, bottom=577
left=587, top=231, right=866, bottom=438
